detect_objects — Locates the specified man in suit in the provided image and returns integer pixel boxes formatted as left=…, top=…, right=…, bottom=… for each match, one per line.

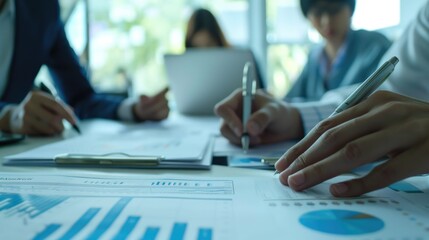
left=0, top=0, right=169, bottom=136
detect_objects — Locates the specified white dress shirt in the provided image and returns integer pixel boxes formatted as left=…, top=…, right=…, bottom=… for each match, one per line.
left=380, top=1, right=429, bottom=102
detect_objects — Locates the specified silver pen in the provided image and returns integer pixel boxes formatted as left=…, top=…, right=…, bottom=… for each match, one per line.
left=330, top=56, right=399, bottom=117
left=241, top=62, right=256, bottom=152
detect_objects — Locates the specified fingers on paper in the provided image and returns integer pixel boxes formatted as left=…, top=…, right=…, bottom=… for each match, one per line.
left=330, top=143, right=429, bottom=197
left=283, top=116, right=424, bottom=193
left=275, top=103, right=365, bottom=175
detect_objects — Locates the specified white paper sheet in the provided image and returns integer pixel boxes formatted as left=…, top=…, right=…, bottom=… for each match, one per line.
left=0, top=173, right=428, bottom=240
left=4, top=126, right=213, bottom=169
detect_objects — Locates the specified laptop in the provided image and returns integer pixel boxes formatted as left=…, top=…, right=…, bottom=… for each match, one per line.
left=164, top=48, right=260, bottom=115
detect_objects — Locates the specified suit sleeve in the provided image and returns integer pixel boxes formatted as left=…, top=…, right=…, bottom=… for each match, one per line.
left=45, top=4, right=125, bottom=120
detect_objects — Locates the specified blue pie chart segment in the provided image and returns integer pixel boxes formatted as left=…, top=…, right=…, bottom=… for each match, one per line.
left=299, top=209, right=384, bottom=235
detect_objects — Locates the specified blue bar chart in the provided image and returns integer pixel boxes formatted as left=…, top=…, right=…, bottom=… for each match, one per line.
left=198, top=228, right=213, bottom=240
left=33, top=224, right=61, bottom=240
left=1, top=193, right=222, bottom=240
left=87, top=197, right=132, bottom=239
left=141, top=227, right=160, bottom=240
left=59, top=208, right=100, bottom=240
left=170, top=223, right=187, bottom=240
left=112, top=216, right=141, bottom=240
left=0, top=193, right=68, bottom=219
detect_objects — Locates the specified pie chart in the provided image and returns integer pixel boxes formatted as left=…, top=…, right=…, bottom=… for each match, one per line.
left=299, top=209, right=384, bottom=235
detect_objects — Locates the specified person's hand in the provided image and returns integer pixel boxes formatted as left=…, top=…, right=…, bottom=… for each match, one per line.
left=275, top=91, right=429, bottom=197
left=214, top=88, right=303, bottom=146
left=12, top=91, right=77, bottom=136
left=133, top=88, right=169, bottom=121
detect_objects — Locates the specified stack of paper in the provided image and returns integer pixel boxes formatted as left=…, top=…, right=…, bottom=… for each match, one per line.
left=3, top=128, right=213, bottom=169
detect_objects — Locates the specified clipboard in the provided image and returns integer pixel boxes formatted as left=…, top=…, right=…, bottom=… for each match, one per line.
left=5, top=137, right=214, bottom=169
left=4, top=128, right=214, bottom=169
left=54, top=153, right=162, bottom=166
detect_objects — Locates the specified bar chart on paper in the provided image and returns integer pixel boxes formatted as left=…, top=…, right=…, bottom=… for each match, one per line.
left=0, top=176, right=235, bottom=240
left=0, top=193, right=232, bottom=240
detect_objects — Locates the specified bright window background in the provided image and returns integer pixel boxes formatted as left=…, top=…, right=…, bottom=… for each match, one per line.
left=353, top=0, right=400, bottom=30
left=62, top=0, right=248, bottom=97
left=57, top=0, right=424, bottom=100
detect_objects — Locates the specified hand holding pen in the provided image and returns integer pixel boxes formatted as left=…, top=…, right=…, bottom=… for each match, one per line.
left=275, top=57, right=400, bottom=196
left=8, top=82, right=81, bottom=136
left=215, top=77, right=303, bottom=147
left=38, top=82, right=81, bottom=134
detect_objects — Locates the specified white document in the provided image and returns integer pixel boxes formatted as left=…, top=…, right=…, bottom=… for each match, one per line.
left=0, top=173, right=428, bottom=240
left=4, top=127, right=213, bottom=169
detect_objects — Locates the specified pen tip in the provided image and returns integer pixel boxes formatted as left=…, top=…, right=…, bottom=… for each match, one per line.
left=241, top=135, right=249, bottom=152
left=390, top=56, right=399, bottom=65
left=73, top=125, right=82, bottom=134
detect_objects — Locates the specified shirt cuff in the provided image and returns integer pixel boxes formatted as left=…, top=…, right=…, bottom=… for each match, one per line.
left=117, top=97, right=137, bottom=122
left=294, top=103, right=337, bottom=135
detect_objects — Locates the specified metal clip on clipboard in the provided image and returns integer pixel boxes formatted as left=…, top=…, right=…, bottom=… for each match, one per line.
left=54, top=152, right=162, bottom=166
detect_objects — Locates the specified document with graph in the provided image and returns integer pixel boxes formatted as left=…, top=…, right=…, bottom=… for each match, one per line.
left=0, top=173, right=428, bottom=240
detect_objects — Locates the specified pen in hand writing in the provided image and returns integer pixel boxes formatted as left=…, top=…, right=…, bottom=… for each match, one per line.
left=37, top=82, right=82, bottom=134
left=241, top=62, right=256, bottom=152
left=274, top=56, right=399, bottom=176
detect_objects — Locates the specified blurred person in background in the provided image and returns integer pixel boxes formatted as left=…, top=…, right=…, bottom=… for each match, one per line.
left=184, top=8, right=265, bottom=88
left=185, top=8, right=230, bottom=48
left=285, top=0, right=391, bottom=102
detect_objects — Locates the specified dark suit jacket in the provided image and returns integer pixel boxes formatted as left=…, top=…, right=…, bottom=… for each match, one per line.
left=0, top=0, right=125, bottom=119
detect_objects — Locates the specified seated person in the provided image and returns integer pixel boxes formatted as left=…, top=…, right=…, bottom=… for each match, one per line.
left=185, top=8, right=265, bottom=88
left=185, top=8, right=230, bottom=48
left=0, top=0, right=169, bottom=136
left=215, top=1, right=429, bottom=196
left=286, top=0, right=391, bottom=102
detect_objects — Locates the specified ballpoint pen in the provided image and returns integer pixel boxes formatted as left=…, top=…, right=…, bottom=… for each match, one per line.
left=330, top=56, right=399, bottom=117
left=274, top=56, right=399, bottom=175
left=38, top=82, right=82, bottom=134
left=241, top=62, right=256, bottom=152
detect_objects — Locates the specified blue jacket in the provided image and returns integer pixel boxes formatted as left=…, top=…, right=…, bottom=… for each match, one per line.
left=0, top=0, right=125, bottom=119
left=286, top=30, right=392, bottom=102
